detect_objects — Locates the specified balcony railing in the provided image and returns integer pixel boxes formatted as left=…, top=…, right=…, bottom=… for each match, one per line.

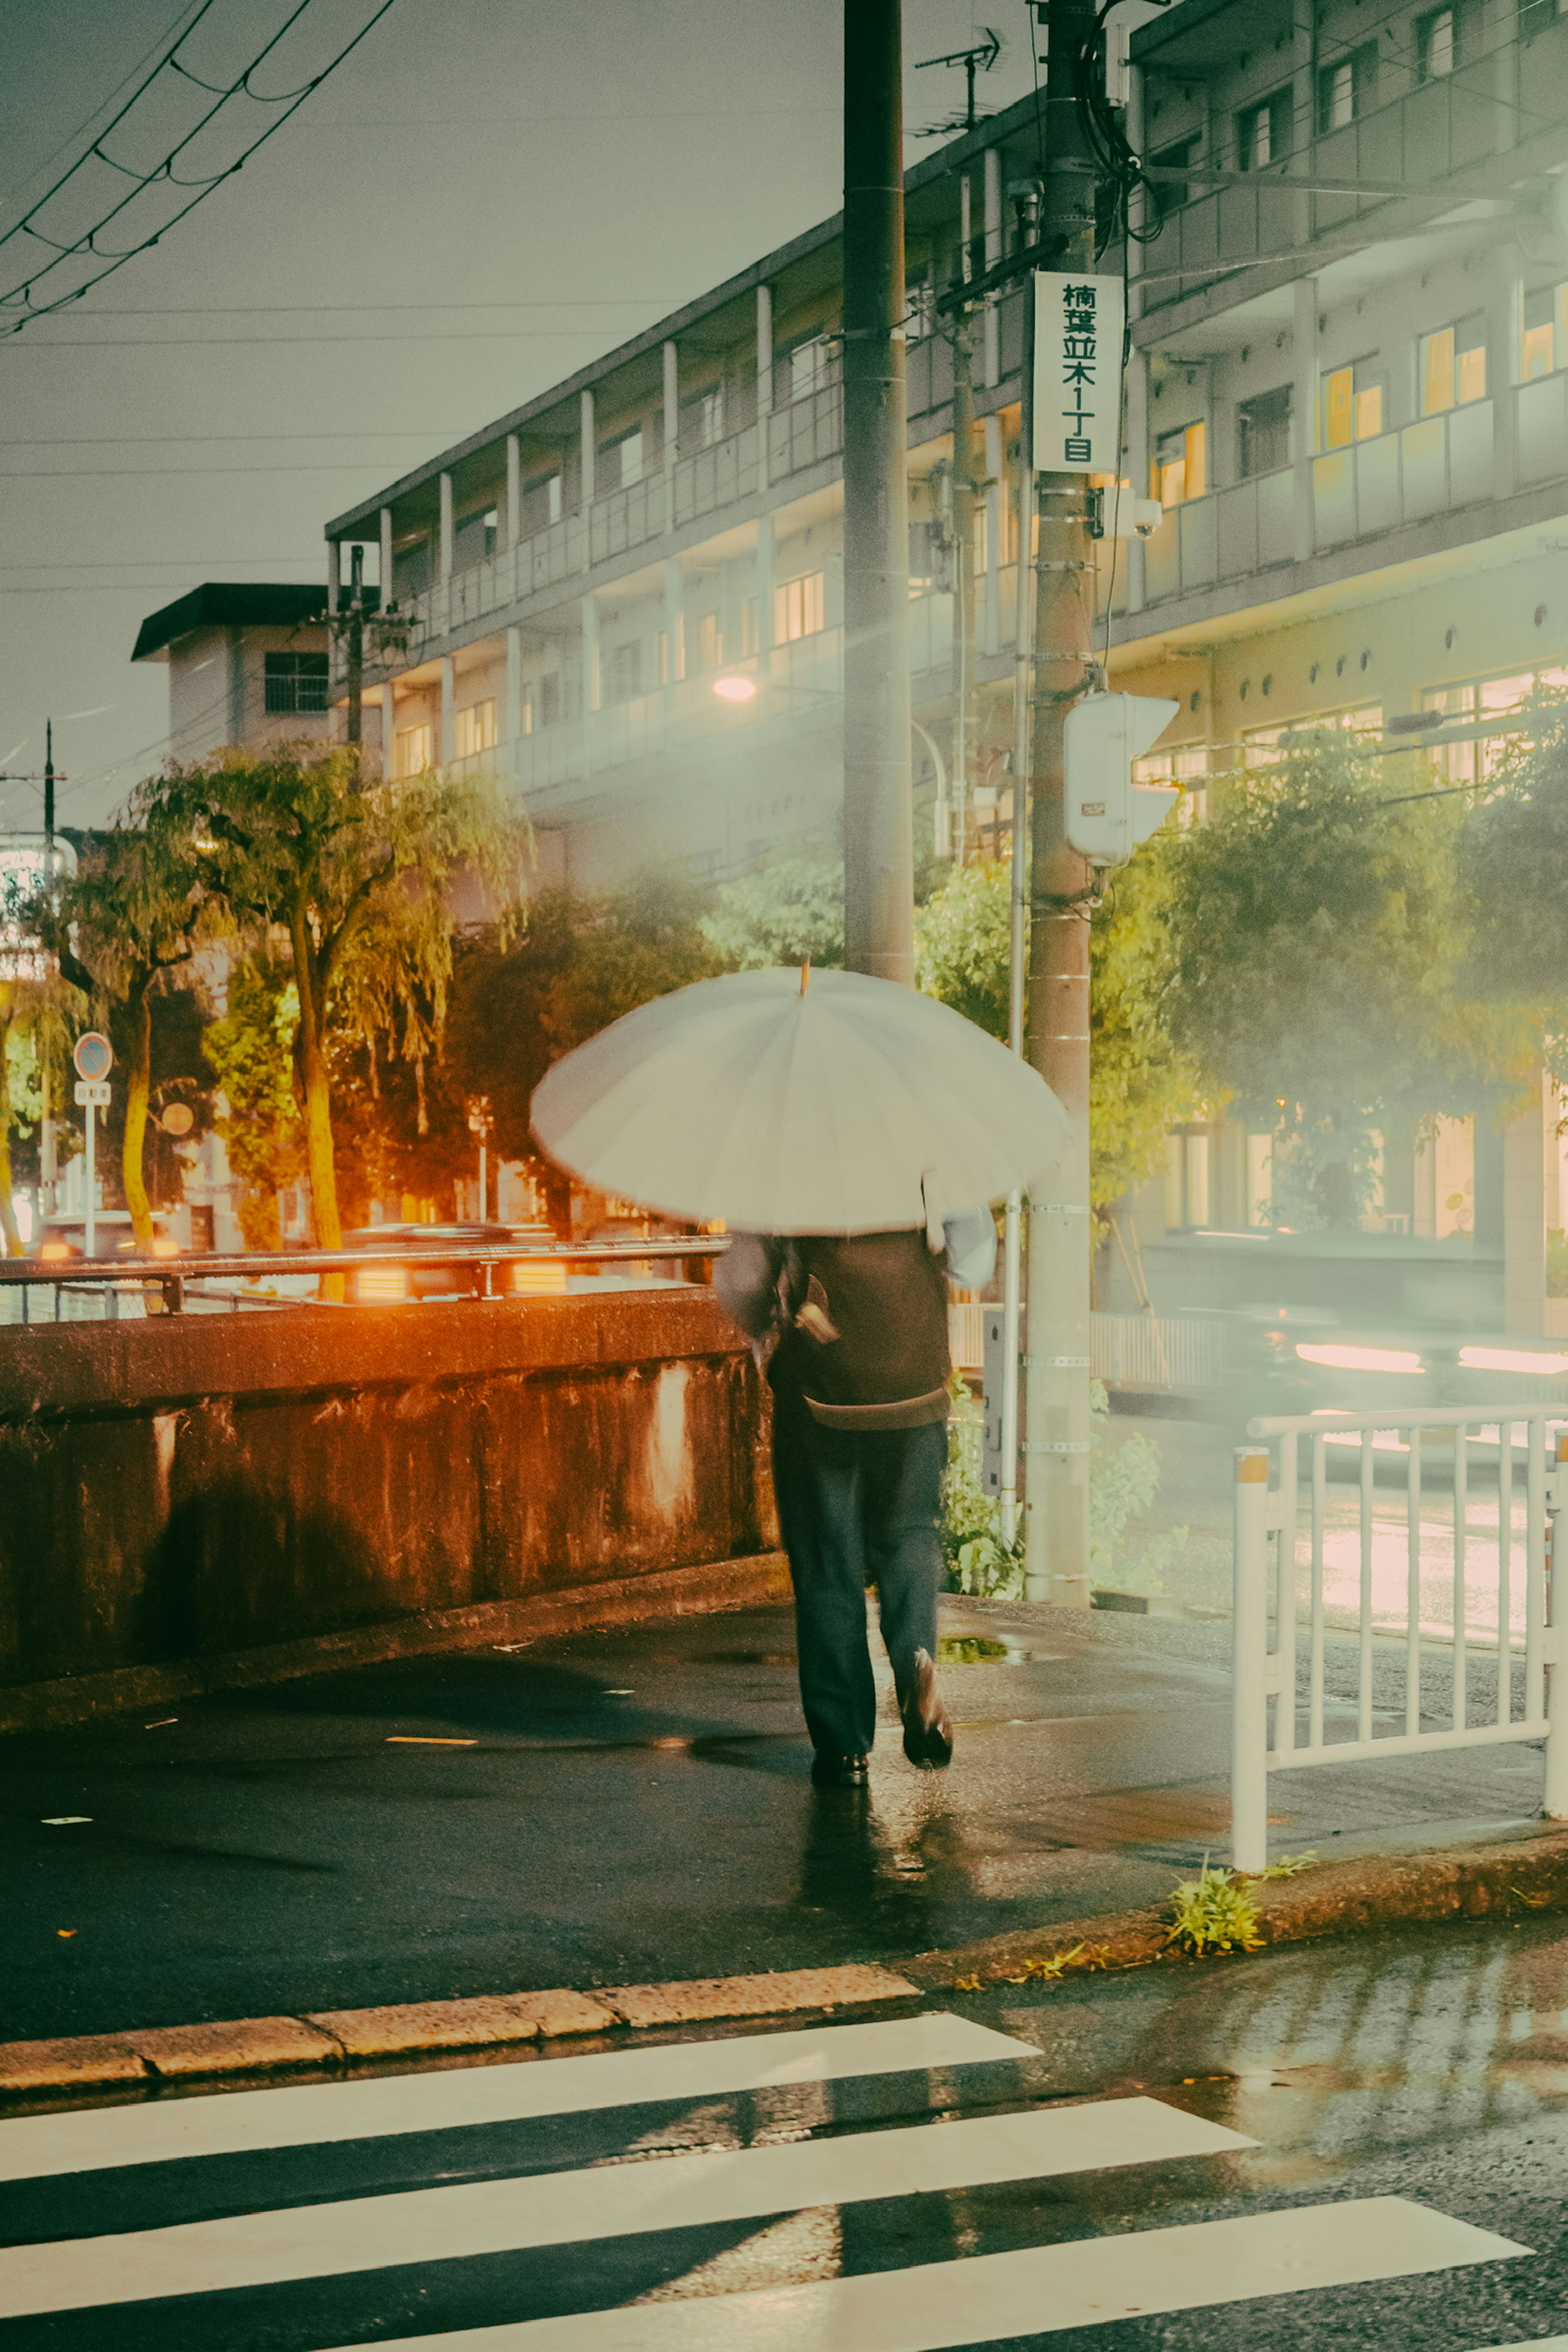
left=1138, top=377, right=1567, bottom=612
left=396, top=385, right=847, bottom=653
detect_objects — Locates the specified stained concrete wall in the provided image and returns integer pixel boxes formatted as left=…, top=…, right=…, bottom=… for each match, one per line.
left=0, top=1291, right=779, bottom=1719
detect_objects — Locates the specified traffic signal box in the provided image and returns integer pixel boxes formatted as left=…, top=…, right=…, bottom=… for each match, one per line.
left=1063, top=693, right=1182, bottom=867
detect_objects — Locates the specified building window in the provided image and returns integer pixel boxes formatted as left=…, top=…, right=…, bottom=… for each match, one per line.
left=1150, top=135, right=1200, bottom=208
left=453, top=506, right=499, bottom=569
left=740, top=595, right=761, bottom=656
left=1416, top=5, right=1456, bottom=78
left=1420, top=315, right=1487, bottom=413
left=1236, top=88, right=1290, bottom=169
left=1520, top=0, right=1568, bottom=38
left=697, top=612, right=724, bottom=669
left=395, top=723, right=434, bottom=777
left=1521, top=282, right=1568, bottom=379
left=1316, top=44, right=1376, bottom=131
left=525, top=672, right=561, bottom=732
left=452, top=699, right=497, bottom=759
left=774, top=571, right=826, bottom=643
left=789, top=336, right=830, bottom=403
left=263, top=652, right=329, bottom=714
left=1152, top=421, right=1206, bottom=506
left=1243, top=705, right=1382, bottom=766
left=696, top=385, right=724, bottom=446
left=1321, top=361, right=1383, bottom=449
left=1237, top=385, right=1292, bottom=478
left=522, top=472, right=562, bottom=532
left=604, top=642, right=641, bottom=704
left=603, top=429, right=644, bottom=491
left=655, top=629, right=670, bottom=685
left=1422, top=665, right=1568, bottom=779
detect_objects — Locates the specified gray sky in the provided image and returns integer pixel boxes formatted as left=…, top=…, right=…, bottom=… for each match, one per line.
left=0, top=0, right=1037, bottom=831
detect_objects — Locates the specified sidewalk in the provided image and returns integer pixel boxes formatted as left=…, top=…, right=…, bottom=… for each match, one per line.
left=0, top=1590, right=1548, bottom=2049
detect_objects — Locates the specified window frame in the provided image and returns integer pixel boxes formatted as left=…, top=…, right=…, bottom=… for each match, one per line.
left=1415, top=4, right=1456, bottom=80
left=1236, top=86, right=1291, bottom=170
left=263, top=651, right=330, bottom=715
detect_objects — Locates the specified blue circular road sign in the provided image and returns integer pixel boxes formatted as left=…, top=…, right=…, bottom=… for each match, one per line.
left=73, top=1031, right=113, bottom=1082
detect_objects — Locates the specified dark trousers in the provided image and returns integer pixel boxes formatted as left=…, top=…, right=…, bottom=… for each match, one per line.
left=770, top=1388, right=947, bottom=1757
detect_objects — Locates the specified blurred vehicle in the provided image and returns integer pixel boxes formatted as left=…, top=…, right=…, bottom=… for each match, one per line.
left=1210, top=1303, right=1568, bottom=1444
left=31, top=1213, right=179, bottom=1264
left=339, top=1222, right=561, bottom=1304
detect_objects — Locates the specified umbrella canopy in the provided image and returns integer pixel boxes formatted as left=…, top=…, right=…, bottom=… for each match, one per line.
left=530, top=966, right=1068, bottom=1235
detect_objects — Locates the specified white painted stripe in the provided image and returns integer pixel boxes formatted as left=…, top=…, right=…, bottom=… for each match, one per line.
left=0, top=2097, right=1250, bottom=2319
left=0, top=2013, right=1030, bottom=2185
left=320, top=2196, right=1529, bottom=2352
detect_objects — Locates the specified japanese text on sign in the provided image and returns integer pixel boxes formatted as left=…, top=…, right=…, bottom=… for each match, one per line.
left=1031, top=271, right=1126, bottom=474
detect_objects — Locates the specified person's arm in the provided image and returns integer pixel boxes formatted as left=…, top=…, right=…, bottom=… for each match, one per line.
left=943, top=1206, right=997, bottom=1290
left=713, top=1232, right=786, bottom=1339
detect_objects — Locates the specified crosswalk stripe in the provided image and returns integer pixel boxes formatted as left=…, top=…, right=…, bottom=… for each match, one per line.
left=0, top=2096, right=1250, bottom=2320
left=318, top=2195, right=1530, bottom=2352
left=0, top=2012, right=1030, bottom=2185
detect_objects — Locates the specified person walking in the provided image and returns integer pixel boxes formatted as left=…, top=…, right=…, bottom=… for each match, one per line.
left=716, top=1208, right=996, bottom=1788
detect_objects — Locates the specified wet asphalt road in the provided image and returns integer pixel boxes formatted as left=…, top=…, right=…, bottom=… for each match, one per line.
left=0, top=1599, right=1551, bottom=2043
left=1, top=1912, right=1566, bottom=2348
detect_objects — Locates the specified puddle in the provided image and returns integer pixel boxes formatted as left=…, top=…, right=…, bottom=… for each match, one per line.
left=937, top=1637, right=1043, bottom=1666
left=705, top=1650, right=797, bottom=1667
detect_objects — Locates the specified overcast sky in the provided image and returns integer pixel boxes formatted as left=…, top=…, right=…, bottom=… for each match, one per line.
left=0, top=0, right=1038, bottom=832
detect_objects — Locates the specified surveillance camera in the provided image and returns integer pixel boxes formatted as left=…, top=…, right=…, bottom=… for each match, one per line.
left=1131, top=498, right=1165, bottom=540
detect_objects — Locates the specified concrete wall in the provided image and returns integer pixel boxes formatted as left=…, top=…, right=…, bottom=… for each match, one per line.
left=0, top=1291, right=780, bottom=1724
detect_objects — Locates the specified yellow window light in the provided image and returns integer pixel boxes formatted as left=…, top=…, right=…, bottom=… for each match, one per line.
left=353, top=1263, right=409, bottom=1303
left=512, top=1258, right=569, bottom=1294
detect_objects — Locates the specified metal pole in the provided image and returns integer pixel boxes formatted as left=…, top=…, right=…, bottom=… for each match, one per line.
left=1022, top=0, right=1099, bottom=1606
left=998, top=276, right=1038, bottom=1557
left=949, top=280, right=976, bottom=869
left=1232, top=1446, right=1272, bottom=1873
left=1547, top=1429, right=1568, bottom=1818
left=41, top=722, right=57, bottom=1212
left=346, top=545, right=365, bottom=752
left=85, top=1102, right=96, bottom=1262
left=479, top=1141, right=488, bottom=1225
left=841, top=0, right=915, bottom=985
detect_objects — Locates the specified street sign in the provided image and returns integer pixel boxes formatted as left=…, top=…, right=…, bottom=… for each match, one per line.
left=74, top=1080, right=111, bottom=1108
left=73, top=1031, right=113, bottom=1082
left=1031, top=270, right=1127, bottom=475
left=159, top=1102, right=194, bottom=1137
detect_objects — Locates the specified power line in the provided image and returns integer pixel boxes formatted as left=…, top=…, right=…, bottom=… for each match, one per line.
left=0, top=431, right=471, bottom=448
left=6, top=328, right=626, bottom=349
left=42, top=298, right=681, bottom=317
left=0, top=461, right=429, bottom=479
left=0, top=0, right=401, bottom=336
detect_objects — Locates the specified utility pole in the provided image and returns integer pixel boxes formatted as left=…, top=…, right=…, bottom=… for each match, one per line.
left=345, top=543, right=365, bottom=754
left=1023, top=0, right=1101, bottom=1605
left=948, top=297, right=977, bottom=868
left=41, top=721, right=57, bottom=1212
left=842, top=0, right=915, bottom=986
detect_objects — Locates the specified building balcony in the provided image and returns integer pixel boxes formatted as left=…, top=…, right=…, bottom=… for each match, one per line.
left=395, top=385, right=846, bottom=653
left=1134, top=373, right=1568, bottom=619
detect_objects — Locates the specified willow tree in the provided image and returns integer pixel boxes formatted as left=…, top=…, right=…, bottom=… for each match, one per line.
left=50, top=824, right=217, bottom=1243
left=141, top=749, right=526, bottom=1249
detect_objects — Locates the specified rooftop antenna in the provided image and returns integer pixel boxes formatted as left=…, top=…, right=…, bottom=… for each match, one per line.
left=913, top=28, right=1002, bottom=136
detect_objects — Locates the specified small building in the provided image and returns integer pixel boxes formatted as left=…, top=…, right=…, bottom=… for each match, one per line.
left=131, top=582, right=337, bottom=762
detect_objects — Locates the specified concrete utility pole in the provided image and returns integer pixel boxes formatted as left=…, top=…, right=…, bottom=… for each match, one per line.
left=948, top=303, right=977, bottom=866
left=1023, top=0, right=1100, bottom=1605
left=842, top=0, right=915, bottom=985
left=345, top=544, right=365, bottom=751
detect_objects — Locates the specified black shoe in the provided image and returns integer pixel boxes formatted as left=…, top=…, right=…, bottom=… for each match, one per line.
left=900, top=1649, right=953, bottom=1770
left=811, top=1751, right=870, bottom=1788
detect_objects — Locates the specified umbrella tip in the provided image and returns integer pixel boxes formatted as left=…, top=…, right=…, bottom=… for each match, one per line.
left=799, top=959, right=810, bottom=996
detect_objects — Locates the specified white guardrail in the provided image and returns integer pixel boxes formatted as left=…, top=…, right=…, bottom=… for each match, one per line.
left=1232, top=1406, right=1568, bottom=1872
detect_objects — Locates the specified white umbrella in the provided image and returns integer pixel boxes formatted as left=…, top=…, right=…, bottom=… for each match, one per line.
left=530, top=966, right=1067, bottom=1235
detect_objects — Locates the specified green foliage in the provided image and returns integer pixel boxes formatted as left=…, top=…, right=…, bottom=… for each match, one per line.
left=1456, top=699, right=1568, bottom=1090
left=943, top=1377, right=1186, bottom=1599
left=1550, top=1228, right=1568, bottom=1299
left=915, top=860, right=1009, bottom=1038
left=542, top=871, right=727, bottom=1054
left=1166, top=1858, right=1263, bottom=1955
left=1161, top=734, right=1524, bottom=1226
left=700, top=857, right=844, bottom=970
left=202, top=961, right=304, bottom=1248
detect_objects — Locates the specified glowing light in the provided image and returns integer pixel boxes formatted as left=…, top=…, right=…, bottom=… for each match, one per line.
left=1295, top=1342, right=1424, bottom=1374
left=512, top=1258, right=569, bottom=1294
left=712, top=674, right=758, bottom=703
left=353, top=1263, right=408, bottom=1303
left=1459, top=1345, right=1568, bottom=1376
left=38, top=1241, right=71, bottom=1263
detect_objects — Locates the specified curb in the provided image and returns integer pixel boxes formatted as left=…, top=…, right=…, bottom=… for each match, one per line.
left=6, top=1828, right=1567, bottom=2107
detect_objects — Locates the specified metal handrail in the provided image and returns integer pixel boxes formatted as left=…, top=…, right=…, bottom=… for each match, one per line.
left=2, top=1236, right=728, bottom=1318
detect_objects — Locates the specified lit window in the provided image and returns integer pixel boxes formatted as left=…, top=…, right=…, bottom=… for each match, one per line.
left=263, top=653, right=329, bottom=715
left=740, top=595, right=761, bottom=657
left=1243, top=706, right=1382, bottom=766
left=773, top=571, right=826, bottom=643
left=1420, top=316, right=1486, bottom=414
left=604, top=429, right=644, bottom=490
left=395, top=723, right=434, bottom=777
left=697, top=612, right=724, bottom=668
left=789, top=336, right=829, bottom=403
left=1152, top=421, right=1206, bottom=506
left=1321, top=363, right=1383, bottom=449
left=655, top=629, right=670, bottom=685
left=1237, top=89, right=1290, bottom=169
left=452, top=700, right=497, bottom=759
left=1416, top=5, right=1454, bottom=78
left=1521, top=283, right=1568, bottom=381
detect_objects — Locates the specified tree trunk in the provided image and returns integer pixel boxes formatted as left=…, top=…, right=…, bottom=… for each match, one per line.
left=0, top=1004, right=21, bottom=1258
left=122, top=985, right=154, bottom=1243
left=291, top=909, right=342, bottom=1254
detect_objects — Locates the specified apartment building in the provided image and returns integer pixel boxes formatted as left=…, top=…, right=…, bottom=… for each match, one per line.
left=326, top=0, right=1568, bottom=1320
left=131, top=583, right=340, bottom=763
